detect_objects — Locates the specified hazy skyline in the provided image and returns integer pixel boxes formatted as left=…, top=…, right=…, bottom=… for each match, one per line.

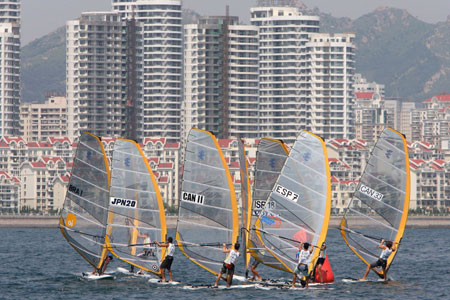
left=22, top=0, right=450, bottom=45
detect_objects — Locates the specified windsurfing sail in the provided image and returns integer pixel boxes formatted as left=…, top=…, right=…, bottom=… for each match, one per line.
left=236, top=136, right=252, bottom=275
left=59, top=132, right=111, bottom=270
left=247, top=138, right=291, bottom=272
left=176, top=129, right=239, bottom=276
left=253, top=131, right=332, bottom=274
left=340, top=127, right=410, bottom=277
left=106, top=139, right=167, bottom=275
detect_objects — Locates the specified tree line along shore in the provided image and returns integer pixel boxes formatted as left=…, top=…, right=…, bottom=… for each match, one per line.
left=0, top=216, right=449, bottom=229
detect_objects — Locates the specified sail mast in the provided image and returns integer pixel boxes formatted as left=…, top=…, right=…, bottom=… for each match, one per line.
left=237, top=136, right=252, bottom=275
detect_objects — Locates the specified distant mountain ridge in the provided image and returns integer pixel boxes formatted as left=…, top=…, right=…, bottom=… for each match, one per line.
left=20, top=5, right=449, bottom=103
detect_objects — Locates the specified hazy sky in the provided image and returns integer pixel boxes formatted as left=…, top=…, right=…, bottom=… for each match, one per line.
left=22, top=0, right=450, bottom=45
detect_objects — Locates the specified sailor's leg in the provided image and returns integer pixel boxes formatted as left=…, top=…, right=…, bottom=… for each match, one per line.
left=161, top=268, right=166, bottom=281
left=214, top=272, right=222, bottom=288
left=360, top=265, right=371, bottom=280
left=291, top=273, right=297, bottom=288
left=100, top=259, right=109, bottom=275
left=318, top=264, right=323, bottom=283
left=251, top=265, right=262, bottom=281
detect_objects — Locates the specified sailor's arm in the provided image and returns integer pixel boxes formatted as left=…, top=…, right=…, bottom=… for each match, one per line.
left=156, top=241, right=168, bottom=247
left=378, top=239, right=386, bottom=249
left=222, top=243, right=231, bottom=253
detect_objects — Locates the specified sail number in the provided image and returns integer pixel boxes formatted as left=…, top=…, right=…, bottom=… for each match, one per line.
left=274, top=184, right=299, bottom=202
left=110, top=197, right=137, bottom=208
left=358, top=184, right=384, bottom=201
left=69, top=184, right=83, bottom=197
left=181, top=191, right=205, bottom=205
left=252, top=200, right=276, bottom=216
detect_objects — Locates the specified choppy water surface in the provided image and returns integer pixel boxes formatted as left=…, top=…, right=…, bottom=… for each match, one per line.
left=1, top=228, right=448, bottom=299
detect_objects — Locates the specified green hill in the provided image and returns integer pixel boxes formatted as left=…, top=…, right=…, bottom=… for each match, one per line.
left=21, top=26, right=66, bottom=103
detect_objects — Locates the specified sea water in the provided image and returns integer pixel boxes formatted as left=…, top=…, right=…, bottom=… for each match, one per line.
left=1, top=228, right=449, bottom=299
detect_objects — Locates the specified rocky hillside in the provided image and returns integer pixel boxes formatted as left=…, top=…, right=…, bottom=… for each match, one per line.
left=20, top=4, right=449, bottom=102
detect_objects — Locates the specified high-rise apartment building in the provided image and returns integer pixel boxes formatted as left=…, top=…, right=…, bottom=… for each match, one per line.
left=353, top=92, right=391, bottom=143
left=66, top=12, right=127, bottom=139
left=20, top=96, right=68, bottom=142
left=251, top=6, right=319, bottom=143
left=307, top=33, right=355, bottom=139
left=0, top=0, right=20, bottom=137
left=0, top=0, right=19, bottom=23
left=183, top=16, right=259, bottom=141
left=112, top=0, right=183, bottom=142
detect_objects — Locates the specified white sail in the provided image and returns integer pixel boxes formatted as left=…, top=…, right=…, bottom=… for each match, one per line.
left=248, top=138, right=290, bottom=272
left=254, top=131, right=332, bottom=273
left=107, top=139, right=167, bottom=275
left=59, top=132, right=110, bottom=270
left=340, top=127, right=410, bottom=277
left=176, top=129, right=239, bottom=276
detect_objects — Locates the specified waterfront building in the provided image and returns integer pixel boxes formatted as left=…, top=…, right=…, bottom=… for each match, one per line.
left=410, top=159, right=450, bottom=212
left=1, top=133, right=449, bottom=213
left=307, top=33, right=356, bottom=140
left=66, top=12, right=127, bottom=140
left=250, top=6, right=319, bottom=143
left=112, top=0, right=183, bottom=142
left=0, top=170, right=19, bottom=213
left=20, top=96, right=68, bottom=142
left=408, top=140, right=445, bottom=161
left=19, top=157, right=69, bottom=213
left=0, top=136, right=26, bottom=177
left=0, top=0, right=20, bottom=136
left=183, top=16, right=259, bottom=141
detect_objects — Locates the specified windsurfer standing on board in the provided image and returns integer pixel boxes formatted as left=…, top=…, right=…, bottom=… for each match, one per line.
left=92, top=252, right=113, bottom=276
left=249, top=257, right=262, bottom=281
left=315, top=243, right=327, bottom=283
left=155, top=237, right=175, bottom=282
left=292, top=242, right=313, bottom=288
left=360, top=239, right=396, bottom=281
left=214, top=243, right=240, bottom=288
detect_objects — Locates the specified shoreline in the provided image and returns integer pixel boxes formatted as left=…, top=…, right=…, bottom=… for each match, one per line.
left=0, top=215, right=449, bottom=229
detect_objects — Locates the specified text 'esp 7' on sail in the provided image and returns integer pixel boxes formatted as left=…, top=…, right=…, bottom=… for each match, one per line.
left=274, top=184, right=299, bottom=202
left=181, top=191, right=205, bottom=205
